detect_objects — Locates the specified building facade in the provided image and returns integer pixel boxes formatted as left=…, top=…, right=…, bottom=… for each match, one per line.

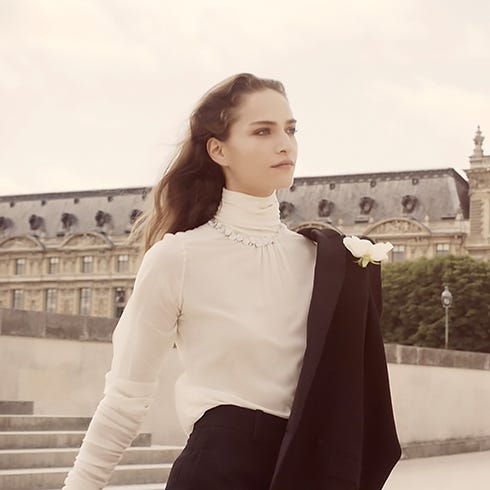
left=0, top=188, right=145, bottom=317
left=1, top=129, right=489, bottom=317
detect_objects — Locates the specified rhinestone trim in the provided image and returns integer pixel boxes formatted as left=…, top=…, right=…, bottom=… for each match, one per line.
left=207, top=217, right=286, bottom=247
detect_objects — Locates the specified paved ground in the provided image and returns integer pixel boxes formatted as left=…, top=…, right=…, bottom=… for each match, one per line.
left=383, top=450, right=490, bottom=490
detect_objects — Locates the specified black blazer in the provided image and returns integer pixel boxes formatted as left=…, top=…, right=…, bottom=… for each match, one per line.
left=269, top=228, right=402, bottom=490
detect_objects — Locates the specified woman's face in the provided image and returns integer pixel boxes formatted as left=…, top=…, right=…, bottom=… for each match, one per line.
left=207, top=88, right=297, bottom=197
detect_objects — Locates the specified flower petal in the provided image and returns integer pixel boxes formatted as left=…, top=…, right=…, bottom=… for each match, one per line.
left=343, top=236, right=372, bottom=258
left=370, top=242, right=394, bottom=261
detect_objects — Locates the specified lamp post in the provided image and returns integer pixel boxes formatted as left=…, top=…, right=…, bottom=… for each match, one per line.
left=441, top=285, right=453, bottom=349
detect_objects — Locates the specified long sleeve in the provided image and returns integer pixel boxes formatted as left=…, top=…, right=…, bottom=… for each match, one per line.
left=63, top=233, right=185, bottom=489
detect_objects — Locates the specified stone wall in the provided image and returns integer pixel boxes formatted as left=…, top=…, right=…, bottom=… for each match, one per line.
left=1, top=308, right=490, bottom=449
left=0, top=308, right=183, bottom=445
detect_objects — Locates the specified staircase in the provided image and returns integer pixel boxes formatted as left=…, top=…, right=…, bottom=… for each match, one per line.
left=0, top=401, right=183, bottom=490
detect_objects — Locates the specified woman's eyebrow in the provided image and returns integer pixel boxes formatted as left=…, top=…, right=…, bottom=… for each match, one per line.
left=249, top=119, right=297, bottom=126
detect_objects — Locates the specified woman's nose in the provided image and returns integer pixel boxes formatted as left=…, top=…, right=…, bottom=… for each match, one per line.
left=275, top=131, right=292, bottom=153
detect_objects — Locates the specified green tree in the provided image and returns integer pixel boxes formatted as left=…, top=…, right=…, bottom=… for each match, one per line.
left=380, top=255, right=490, bottom=353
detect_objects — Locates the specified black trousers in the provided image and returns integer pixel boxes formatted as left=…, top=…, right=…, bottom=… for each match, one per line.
left=165, top=404, right=288, bottom=490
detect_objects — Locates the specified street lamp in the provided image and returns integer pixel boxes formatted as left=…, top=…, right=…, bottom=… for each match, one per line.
left=441, top=285, right=453, bottom=349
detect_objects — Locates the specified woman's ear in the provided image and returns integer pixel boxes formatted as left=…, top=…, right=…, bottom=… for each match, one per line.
left=206, top=137, right=227, bottom=167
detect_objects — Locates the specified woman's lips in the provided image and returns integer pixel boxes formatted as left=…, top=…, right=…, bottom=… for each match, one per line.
left=271, top=160, right=294, bottom=169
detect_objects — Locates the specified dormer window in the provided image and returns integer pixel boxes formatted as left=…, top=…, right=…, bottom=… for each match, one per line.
left=95, top=211, right=112, bottom=234
left=129, top=209, right=142, bottom=225
left=0, top=216, right=12, bottom=232
left=58, top=213, right=77, bottom=237
left=318, top=199, right=334, bottom=217
left=95, top=210, right=110, bottom=227
left=359, top=196, right=375, bottom=214
left=402, top=195, right=418, bottom=213
left=61, top=213, right=76, bottom=229
left=29, top=214, right=44, bottom=232
left=279, top=201, right=295, bottom=219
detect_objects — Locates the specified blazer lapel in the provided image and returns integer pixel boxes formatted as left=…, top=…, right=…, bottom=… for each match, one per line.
left=291, top=228, right=346, bottom=419
left=270, top=228, right=346, bottom=485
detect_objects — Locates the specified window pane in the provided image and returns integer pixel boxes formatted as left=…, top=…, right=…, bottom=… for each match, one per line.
left=81, top=256, right=93, bottom=273
left=114, top=287, right=126, bottom=317
left=13, top=290, right=24, bottom=309
left=46, top=288, right=57, bottom=313
left=15, top=258, right=25, bottom=275
left=117, top=254, right=129, bottom=273
left=392, top=245, right=405, bottom=262
left=79, top=288, right=91, bottom=315
left=436, top=243, right=450, bottom=255
left=48, top=257, right=59, bottom=274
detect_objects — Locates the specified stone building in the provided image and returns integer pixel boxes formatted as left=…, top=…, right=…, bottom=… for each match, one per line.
left=0, top=129, right=488, bottom=317
left=0, top=188, right=146, bottom=317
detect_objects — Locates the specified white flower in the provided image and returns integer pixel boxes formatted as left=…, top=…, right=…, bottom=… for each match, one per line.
left=342, top=235, right=393, bottom=268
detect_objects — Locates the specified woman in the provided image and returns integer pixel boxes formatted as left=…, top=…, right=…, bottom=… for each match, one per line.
left=63, top=73, right=401, bottom=489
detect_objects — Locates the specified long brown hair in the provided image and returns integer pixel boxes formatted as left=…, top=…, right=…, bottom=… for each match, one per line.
left=130, top=73, right=287, bottom=253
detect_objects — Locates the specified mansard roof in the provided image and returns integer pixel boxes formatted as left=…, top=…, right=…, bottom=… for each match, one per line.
left=0, top=168, right=469, bottom=239
left=0, top=187, right=149, bottom=239
left=276, top=167, right=469, bottom=228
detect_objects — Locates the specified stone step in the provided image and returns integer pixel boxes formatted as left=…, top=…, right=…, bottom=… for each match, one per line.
left=0, top=415, right=91, bottom=431
left=0, top=445, right=183, bottom=469
left=105, top=485, right=167, bottom=489
left=0, top=431, right=151, bottom=450
left=110, top=466, right=173, bottom=487
left=45, top=482, right=168, bottom=490
left=0, top=402, right=34, bottom=415
left=48, top=487, right=167, bottom=490
left=0, top=463, right=172, bottom=490
left=49, top=484, right=168, bottom=490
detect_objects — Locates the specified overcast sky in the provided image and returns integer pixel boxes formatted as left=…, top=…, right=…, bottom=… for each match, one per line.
left=1, top=0, right=489, bottom=196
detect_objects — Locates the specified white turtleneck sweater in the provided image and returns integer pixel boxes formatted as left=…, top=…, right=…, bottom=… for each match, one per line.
left=63, top=187, right=317, bottom=489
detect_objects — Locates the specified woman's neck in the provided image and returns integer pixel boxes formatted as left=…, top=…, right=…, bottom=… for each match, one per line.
left=212, top=187, right=282, bottom=236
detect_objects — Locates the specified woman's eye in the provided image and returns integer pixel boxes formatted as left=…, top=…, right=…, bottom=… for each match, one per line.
left=255, top=127, right=297, bottom=136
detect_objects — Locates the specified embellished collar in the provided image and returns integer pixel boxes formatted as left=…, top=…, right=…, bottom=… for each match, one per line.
left=207, top=187, right=287, bottom=247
